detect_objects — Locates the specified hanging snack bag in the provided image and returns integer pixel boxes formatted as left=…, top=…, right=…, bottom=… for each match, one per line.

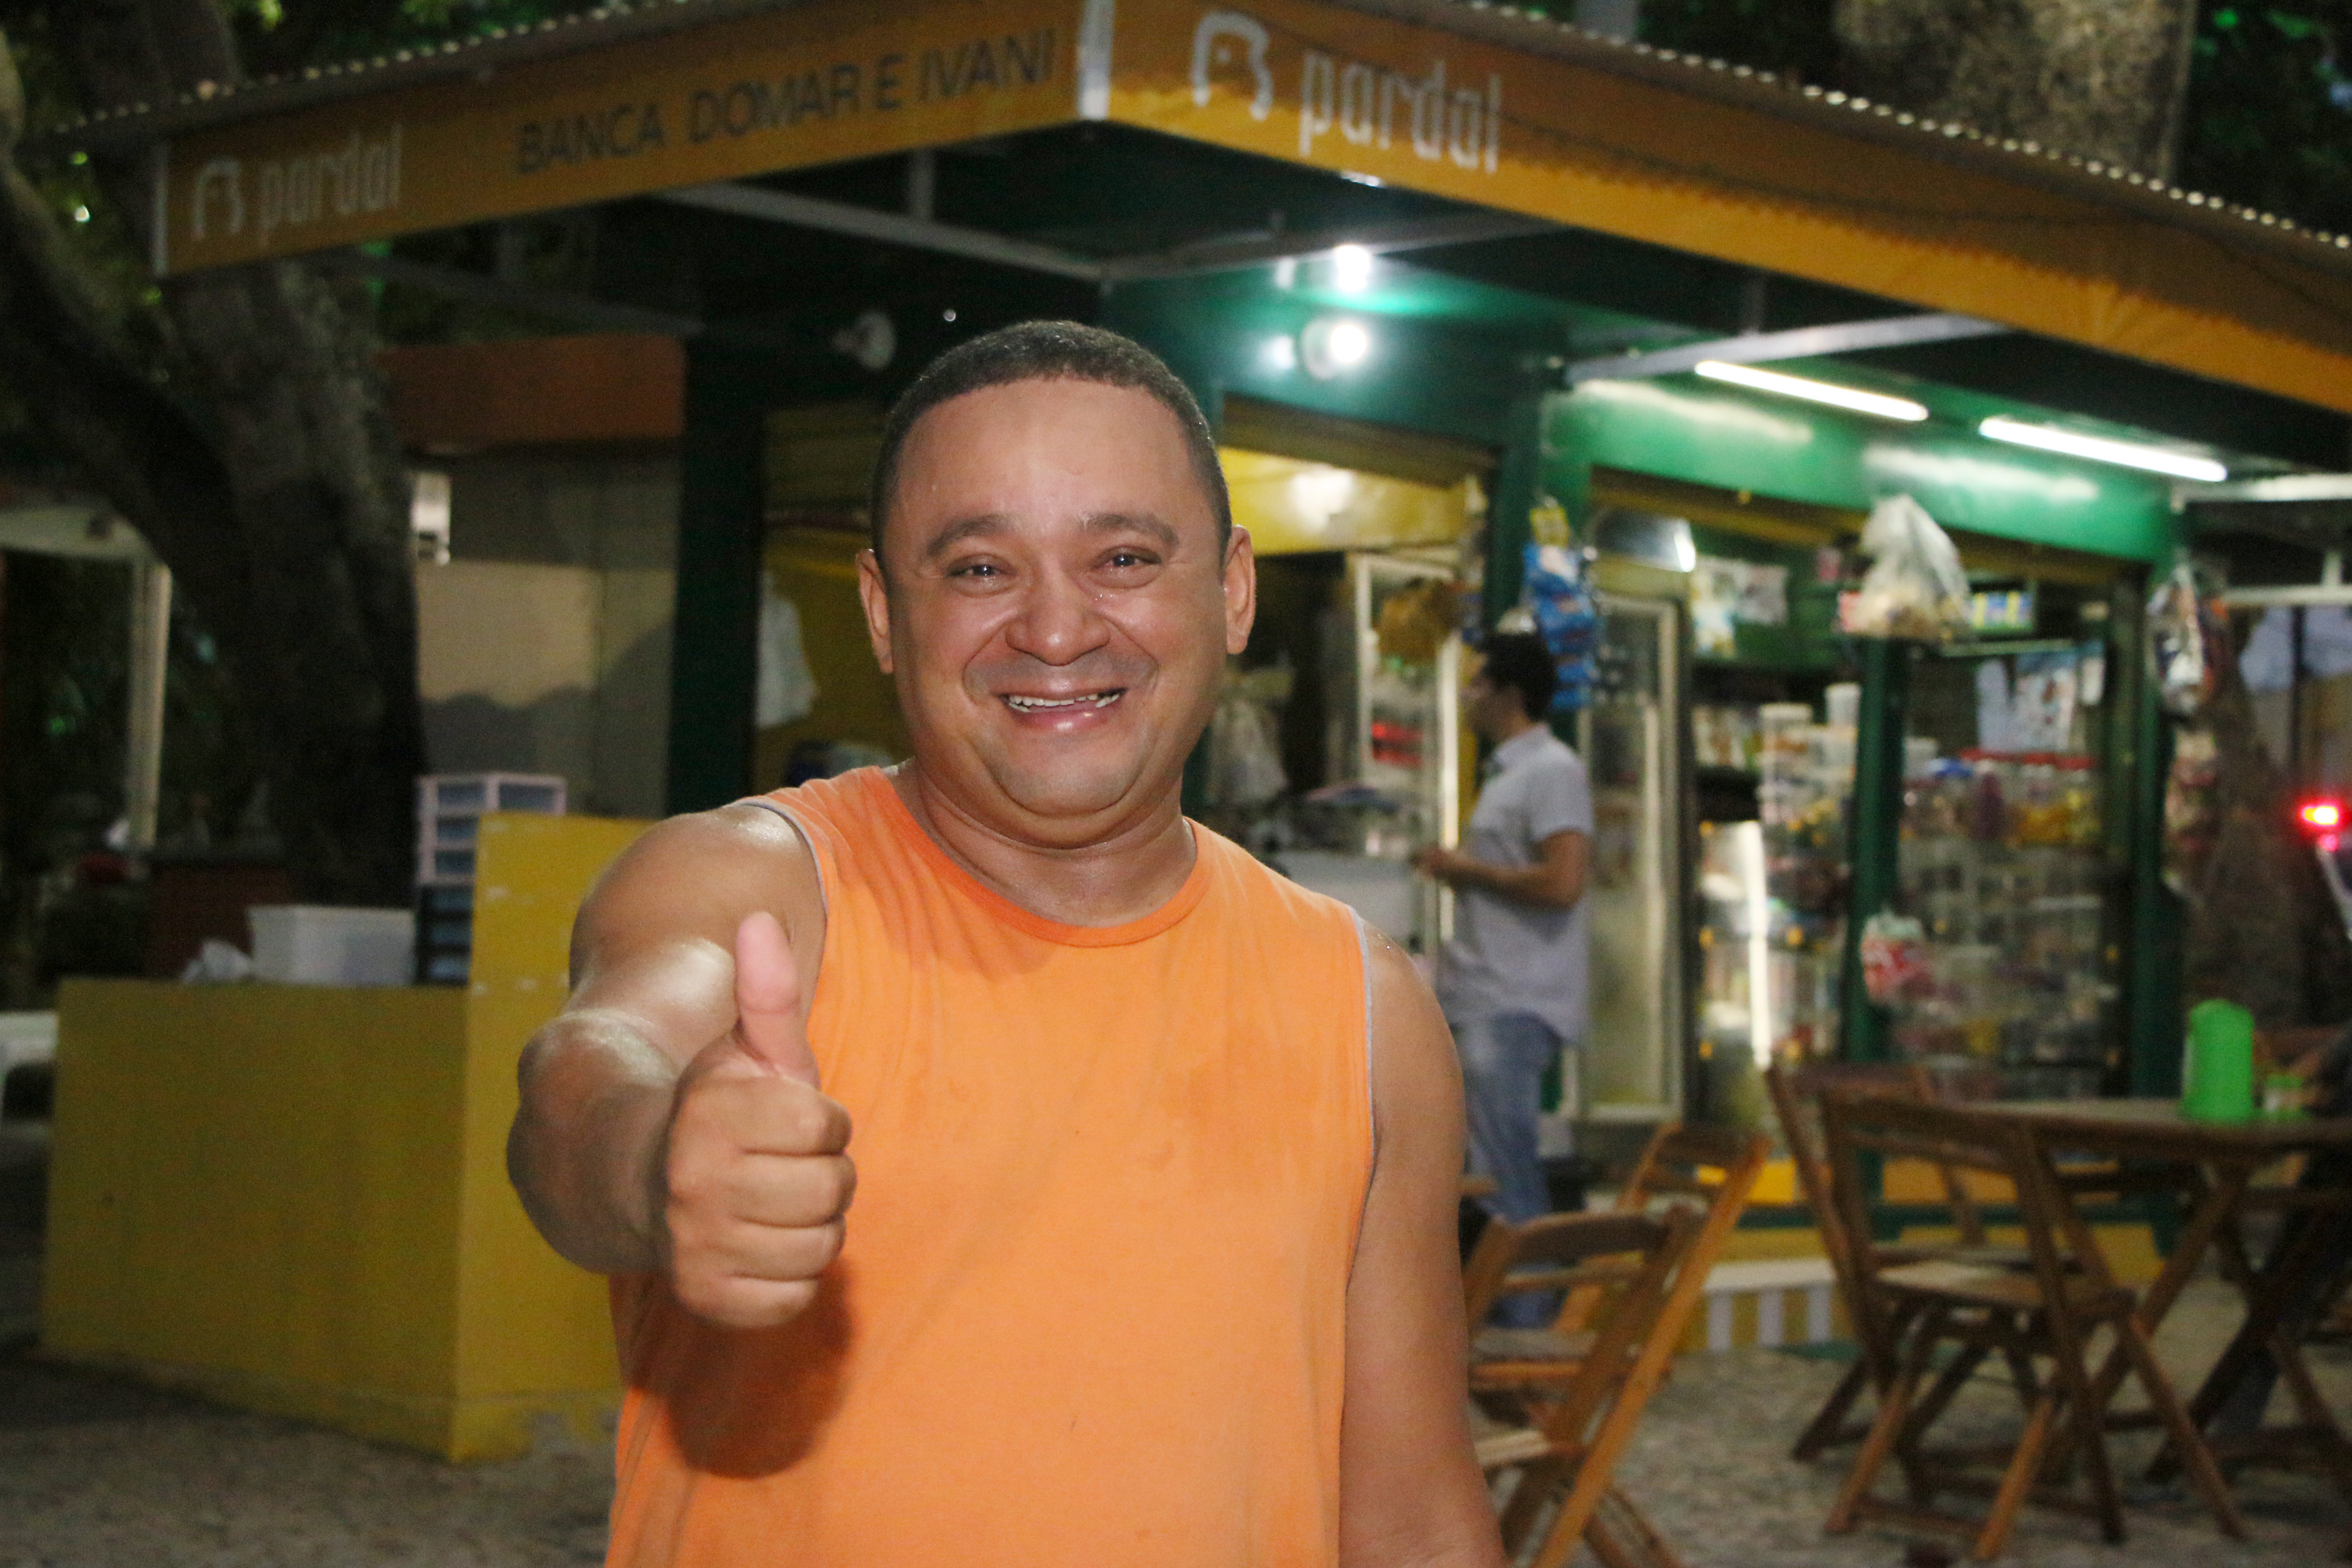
left=2147, top=558, right=2222, bottom=719
left=1522, top=541, right=1600, bottom=713
left=1838, top=494, right=1970, bottom=643
left=1859, top=910, right=1934, bottom=1006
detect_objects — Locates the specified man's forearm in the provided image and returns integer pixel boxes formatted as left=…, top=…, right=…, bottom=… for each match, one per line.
left=1450, top=856, right=1581, bottom=910
left=509, top=1012, right=681, bottom=1274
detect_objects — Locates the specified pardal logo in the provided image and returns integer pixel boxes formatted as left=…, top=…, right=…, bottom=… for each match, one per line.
left=190, top=158, right=243, bottom=240
left=1187, top=6, right=1501, bottom=173
left=1191, top=10, right=1273, bottom=120
left=188, top=125, right=403, bottom=249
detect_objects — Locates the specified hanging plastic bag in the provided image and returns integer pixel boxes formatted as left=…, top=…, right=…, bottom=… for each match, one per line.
left=1859, top=911, right=1934, bottom=1006
left=2147, top=558, right=2223, bottom=719
left=1838, top=494, right=1970, bottom=643
left=1207, top=688, right=1288, bottom=807
left=1522, top=541, right=1599, bottom=713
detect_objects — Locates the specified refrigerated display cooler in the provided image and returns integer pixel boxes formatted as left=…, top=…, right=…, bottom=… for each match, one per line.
left=1574, top=592, right=1686, bottom=1123
left=1270, top=552, right=1463, bottom=956
left=1696, top=697, right=1855, bottom=1080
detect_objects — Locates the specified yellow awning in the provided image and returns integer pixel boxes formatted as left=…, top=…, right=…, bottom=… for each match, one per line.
left=95, top=0, right=2352, bottom=414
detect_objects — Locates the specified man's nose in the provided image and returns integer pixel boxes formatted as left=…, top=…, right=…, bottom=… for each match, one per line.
left=1002, top=566, right=1111, bottom=665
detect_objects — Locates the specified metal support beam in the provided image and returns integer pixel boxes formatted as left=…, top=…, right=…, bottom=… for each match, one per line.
left=2180, top=473, right=2352, bottom=504
left=0, top=503, right=152, bottom=561
left=124, top=560, right=172, bottom=854
left=1097, top=210, right=1557, bottom=280
left=341, top=189, right=1556, bottom=336
left=660, top=180, right=1554, bottom=284
left=2220, top=550, right=2352, bottom=608
left=660, top=182, right=1107, bottom=281
left=1565, top=312, right=2007, bottom=384
left=321, top=251, right=707, bottom=336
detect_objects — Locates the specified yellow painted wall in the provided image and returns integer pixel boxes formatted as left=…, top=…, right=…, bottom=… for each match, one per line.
left=451, top=812, right=653, bottom=1455
left=45, top=982, right=471, bottom=1450
left=44, top=812, right=654, bottom=1460
left=1220, top=447, right=1471, bottom=556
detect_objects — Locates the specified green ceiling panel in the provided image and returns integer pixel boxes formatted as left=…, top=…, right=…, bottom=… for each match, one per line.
left=1550, top=378, right=2183, bottom=565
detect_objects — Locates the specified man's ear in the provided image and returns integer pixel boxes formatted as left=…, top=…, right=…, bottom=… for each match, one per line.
left=1222, top=526, right=1258, bottom=657
left=856, top=549, right=895, bottom=674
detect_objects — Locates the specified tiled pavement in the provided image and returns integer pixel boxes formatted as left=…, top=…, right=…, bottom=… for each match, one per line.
left=1613, top=1278, right=2347, bottom=1567
left=0, top=1272, right=2342, bottom=1566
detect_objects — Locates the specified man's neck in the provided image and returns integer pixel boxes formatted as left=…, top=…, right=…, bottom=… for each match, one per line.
left=888, top=764, right=1199, bottom=928
left=1489, top=711, right=1540, bottom=747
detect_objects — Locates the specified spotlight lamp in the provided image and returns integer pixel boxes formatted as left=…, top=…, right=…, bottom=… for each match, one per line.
left=1331, top=243, right=1375, bottom=293
left=1300, top=316, right=1374, bottom=379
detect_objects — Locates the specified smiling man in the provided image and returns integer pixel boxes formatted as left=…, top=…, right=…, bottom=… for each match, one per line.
left=507, top=323, right=1501, bottom=1568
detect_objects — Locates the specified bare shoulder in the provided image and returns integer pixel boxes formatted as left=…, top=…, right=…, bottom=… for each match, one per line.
left=1361, top=925, right=1460, bottom=1143
left=574, top=802, right=826, bottom=981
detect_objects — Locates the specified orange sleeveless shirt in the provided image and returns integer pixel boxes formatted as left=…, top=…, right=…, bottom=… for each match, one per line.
left=606, top=769, right=1374, bottom=1567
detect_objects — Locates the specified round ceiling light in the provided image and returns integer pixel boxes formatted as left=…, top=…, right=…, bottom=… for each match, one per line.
left=1300, top=315, right=1373, bottom=379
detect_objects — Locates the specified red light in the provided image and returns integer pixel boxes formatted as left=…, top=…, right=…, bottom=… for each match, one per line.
left=2301, top=800, right=2344, bottom=832
left=2325, top=834, right=2342, bottom=855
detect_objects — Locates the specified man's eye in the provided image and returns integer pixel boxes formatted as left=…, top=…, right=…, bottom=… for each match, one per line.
left=950, top=561, right=1002, bottom=579
left=1104, top=550, right=1156, bottom=570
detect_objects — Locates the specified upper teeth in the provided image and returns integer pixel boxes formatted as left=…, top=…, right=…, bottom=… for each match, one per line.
left=1006, top=692, right=1120, bottom=711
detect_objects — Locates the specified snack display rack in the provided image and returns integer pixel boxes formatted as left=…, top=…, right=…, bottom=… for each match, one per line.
left=1893, top=751, right=2114, bottom=1098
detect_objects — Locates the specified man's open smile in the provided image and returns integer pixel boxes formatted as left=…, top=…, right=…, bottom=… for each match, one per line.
left=1002, top=689, right=1126, bottom=713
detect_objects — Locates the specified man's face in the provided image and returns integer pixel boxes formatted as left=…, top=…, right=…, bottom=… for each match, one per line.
left=1465, top=667, right=1523, bottom=743
left=858, top=378, right=1254, bottom=846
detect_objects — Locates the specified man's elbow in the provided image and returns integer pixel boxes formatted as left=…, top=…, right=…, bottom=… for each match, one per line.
left=1542, top=875, right=1586, bottom=910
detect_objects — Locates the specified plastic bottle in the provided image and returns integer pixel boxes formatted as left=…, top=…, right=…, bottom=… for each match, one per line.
left=2181, top=999, right=2255, bottom=1123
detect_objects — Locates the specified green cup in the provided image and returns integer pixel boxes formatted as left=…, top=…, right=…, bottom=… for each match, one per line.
left=2182, top=999, right=2255, bottom=1123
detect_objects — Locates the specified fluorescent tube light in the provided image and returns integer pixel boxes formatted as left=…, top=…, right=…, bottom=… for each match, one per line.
left=1978, top=416, right=2227, bottom=482
left=1693, top=360, right=1928, bottom=421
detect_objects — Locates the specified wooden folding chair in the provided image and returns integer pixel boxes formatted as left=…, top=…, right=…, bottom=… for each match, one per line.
left=1821, top=1094, right=2246, bottom=1560
left=1469, top=1121, right=1767, bottom=1415
left=1561, top=1121, right=1771, bottom=1330
left=1466, top=1207, right=1676, bottom=1406
left=1466, top=1206, right=1705, bottom=1568
left=1763, top=1060, right=2033, bottom=1463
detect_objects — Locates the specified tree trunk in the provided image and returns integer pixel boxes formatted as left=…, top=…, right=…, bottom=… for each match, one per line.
left=2179, top=669, right=2352, bottom=1029
left=1833, top=0, right=2203, bottom=177
left=0, top=0, right=423, bottom=905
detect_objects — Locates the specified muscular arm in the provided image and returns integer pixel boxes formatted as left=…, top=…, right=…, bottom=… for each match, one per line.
left=1339, top=932, right=1507, bottom=1568
left=507, top=804, right=837, bottom=1306
left=1416, top=828, right=1588, bottom=910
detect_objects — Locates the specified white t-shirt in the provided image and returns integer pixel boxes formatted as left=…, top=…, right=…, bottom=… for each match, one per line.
left=1433, top=723, right=1594, bottom=1041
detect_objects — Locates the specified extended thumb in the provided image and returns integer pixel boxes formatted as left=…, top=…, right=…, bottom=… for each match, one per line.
left=733, top=910, right=819, bottom=1086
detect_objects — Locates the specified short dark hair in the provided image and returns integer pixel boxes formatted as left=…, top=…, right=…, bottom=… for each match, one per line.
left=866, top=321, right=1232, bottom=560
left=1480, top=633, right=1557, bottom=721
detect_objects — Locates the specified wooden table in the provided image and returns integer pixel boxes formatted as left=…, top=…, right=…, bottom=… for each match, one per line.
left=1978, top=1099, right=2352, bottom=1503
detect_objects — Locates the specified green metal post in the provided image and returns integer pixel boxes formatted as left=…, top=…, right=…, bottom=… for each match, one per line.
left=1838, top=638, right=1911, bottom=1062
left=664, top=343, right=769, bottom=813
left=1485, top=382, right=1552, bottom=629
left=2127, top=680, right=2182, bottom=1097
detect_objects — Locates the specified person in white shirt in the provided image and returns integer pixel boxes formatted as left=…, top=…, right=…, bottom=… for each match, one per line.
left=1413, top=634, right=1592, bottom=1275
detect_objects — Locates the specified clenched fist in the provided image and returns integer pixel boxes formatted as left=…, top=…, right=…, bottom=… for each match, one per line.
left=660, top=910, right=854, bottom=1328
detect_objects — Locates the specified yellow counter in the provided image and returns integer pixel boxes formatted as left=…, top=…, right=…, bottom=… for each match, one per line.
left=43, top=812, right=650, bottom=1460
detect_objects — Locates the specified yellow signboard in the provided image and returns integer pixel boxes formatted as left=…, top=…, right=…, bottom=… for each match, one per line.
left=133, top=0, right=2352, bottom=412
left=154, top=0, right=1080, bottom=273
left=1108, top=0, right=2352, bottom=415
left=1221, top=446, right=1469, bottom=555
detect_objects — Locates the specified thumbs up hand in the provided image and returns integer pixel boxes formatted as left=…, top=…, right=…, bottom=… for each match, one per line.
left=660, top=911, right=854, bottom=1328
